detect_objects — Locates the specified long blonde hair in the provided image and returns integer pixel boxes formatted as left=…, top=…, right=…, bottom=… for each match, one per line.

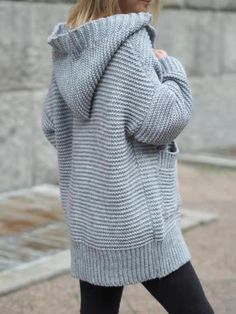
left=66, top=0, right=161, bottom=29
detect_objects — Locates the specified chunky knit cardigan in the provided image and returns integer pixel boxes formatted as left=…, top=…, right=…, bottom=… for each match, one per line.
left=41, top=11, right=193, bottom=286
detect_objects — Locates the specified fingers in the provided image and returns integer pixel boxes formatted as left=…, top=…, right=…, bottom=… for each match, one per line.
left=154, top=49, right=168, bottom=59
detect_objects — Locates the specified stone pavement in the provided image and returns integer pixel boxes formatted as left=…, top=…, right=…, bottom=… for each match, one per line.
left=0, top=185, right=69, bottom=272
left=0, top=162, right=235, bottom=313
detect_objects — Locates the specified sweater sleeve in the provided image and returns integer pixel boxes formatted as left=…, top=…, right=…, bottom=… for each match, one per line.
left=41, top=71, right=57, bottom=149
left=126, top=29, right=193, bottom=146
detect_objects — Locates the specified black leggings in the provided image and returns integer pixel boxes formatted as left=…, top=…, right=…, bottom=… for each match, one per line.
left=79, top=261, right=215, bottom=314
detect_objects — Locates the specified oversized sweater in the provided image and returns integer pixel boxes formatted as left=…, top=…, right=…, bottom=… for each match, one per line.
left=41, top=11, right=193, bottom=286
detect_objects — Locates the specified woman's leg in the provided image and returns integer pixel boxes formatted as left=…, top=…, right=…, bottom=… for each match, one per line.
left=141, top=261, right=215, bottom=314
left=79, top=279, right=124, bottom=314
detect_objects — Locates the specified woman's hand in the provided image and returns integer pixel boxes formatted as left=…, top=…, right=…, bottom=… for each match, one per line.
left=154, top=49, right=168, bottom=60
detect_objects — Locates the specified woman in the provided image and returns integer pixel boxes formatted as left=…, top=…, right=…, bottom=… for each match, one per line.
left=41, top=0, right=215, bottom=313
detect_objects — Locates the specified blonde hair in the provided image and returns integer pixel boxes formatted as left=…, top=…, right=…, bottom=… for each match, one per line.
left=66, top=0, right=161, bottom=29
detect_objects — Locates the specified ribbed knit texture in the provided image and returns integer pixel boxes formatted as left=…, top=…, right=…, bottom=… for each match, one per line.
left=41, top=12, right=193, bottom=286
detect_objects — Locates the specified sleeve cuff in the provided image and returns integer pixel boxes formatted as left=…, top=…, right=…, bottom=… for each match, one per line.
left=158, top=55, right=187, bottom=76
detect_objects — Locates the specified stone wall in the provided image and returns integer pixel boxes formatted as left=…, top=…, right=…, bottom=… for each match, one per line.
left=0, top=0, right=235, bottom=192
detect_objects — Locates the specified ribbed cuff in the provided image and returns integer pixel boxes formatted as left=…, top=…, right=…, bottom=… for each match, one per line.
left=69, top=221, right=192, bottom=286
left=158, top=55, right=186, bottom=76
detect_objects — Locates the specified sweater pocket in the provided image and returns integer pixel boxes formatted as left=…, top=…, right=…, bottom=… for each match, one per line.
left=156, top=140, right=181, bottom=222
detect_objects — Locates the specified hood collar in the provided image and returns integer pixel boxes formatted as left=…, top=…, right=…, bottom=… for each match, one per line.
left=47, top=12, right=156, bottom=56
left=47, top=12, right=157, bottom=120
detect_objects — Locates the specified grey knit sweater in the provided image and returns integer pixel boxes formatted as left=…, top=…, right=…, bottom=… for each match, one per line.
left=41, top=11, right=193, bottom=286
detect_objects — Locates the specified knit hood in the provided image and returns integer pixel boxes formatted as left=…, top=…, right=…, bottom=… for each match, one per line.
left=47, top=12, right=156, bottom=119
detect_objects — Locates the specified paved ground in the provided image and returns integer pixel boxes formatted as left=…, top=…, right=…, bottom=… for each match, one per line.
left=0, top=161, right=235, bottom=313
left=0, top=185, right=69, bottom=273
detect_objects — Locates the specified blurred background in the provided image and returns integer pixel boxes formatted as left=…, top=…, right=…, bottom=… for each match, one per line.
left=0, top=0, right=235, bottom=313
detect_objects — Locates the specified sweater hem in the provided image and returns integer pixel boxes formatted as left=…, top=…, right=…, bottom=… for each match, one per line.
left=69, top=221, right=192, bottom=286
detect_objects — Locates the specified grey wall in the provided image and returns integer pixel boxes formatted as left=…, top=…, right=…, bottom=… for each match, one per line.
left=0, top=0, right=235, bottom=192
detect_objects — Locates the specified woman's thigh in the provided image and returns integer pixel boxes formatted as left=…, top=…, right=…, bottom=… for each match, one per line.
left=79, top=279, right=124, bottom=314
left=141, top=261, right=215, bottom=314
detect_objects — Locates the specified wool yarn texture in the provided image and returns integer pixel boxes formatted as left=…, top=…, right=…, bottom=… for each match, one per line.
left=41, top=11, right=193, bottom=286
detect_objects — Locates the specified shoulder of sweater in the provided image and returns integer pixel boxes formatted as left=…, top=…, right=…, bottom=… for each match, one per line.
left=127, top=26, right=156, bottom=69
left=126, top=27, right=164, bottom=84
